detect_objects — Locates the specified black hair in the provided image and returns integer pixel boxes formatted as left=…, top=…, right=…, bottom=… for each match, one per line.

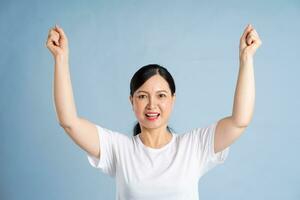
left=130, top=64, right=176, bottom=136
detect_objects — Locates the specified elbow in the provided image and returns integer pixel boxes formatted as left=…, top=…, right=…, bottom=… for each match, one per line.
left=237, top=123, right=249, bottom=128
left=231, top=116, right=250, bottom=128
left=58, top=117, right=79, bottom=129
left=58, top=121, right=74, bottom=129
left=59, top=117, right=80, bottom=129
left=59, top=122, right=70, bottom=129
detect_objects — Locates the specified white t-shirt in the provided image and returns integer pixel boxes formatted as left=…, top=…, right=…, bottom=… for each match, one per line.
left=87, top=121, right=230, bottom=200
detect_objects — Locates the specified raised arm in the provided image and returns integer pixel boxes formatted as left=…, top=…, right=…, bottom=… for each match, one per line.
left=214, top=24, right=262, bottom=153
left=46, top=25, right=76, bottom=127
left=46, top=25, right=100, bottom=158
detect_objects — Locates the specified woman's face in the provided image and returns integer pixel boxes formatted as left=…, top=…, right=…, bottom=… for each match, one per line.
left=129, top=74, right=176, bottom=130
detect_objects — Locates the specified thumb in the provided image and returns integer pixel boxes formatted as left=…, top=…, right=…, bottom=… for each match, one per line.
left=245, top=40, right=260, bottom=56
left=46, top=39, right=60, bottom=54
left=250, top=34, right=262, bottom=49
left=55, top=25, right=68, bottom=43
left=241, top=24, right=253, bottom=42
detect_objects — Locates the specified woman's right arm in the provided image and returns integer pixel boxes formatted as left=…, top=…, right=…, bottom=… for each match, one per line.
left=46, top=25, right=100, bottom=158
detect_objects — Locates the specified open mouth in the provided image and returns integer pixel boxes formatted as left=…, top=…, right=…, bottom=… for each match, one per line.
left=145, top=113, right=160, bottom=120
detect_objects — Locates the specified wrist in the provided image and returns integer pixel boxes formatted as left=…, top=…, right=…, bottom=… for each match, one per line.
left=54, top=54, right=69, bottom=65
left=239, top=54, right=253, bottom=64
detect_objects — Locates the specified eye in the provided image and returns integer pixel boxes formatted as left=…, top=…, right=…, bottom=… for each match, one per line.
left=159, top=94, right=167, bottom=98
left=138, top=95, right=147, bottom=99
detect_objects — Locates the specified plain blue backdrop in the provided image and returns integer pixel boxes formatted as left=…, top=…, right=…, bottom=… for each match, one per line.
left=0, top=0, right=299, bottom=199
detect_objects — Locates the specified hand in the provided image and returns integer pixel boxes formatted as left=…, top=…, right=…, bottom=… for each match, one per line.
left=239, top=24, right=262, bottom=61
left=46, top=25, right=69, bottom=63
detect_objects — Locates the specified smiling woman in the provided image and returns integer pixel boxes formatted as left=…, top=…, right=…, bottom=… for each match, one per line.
left=83, top=63, right=230, bottom=200
left=129, top=64, right=176, bottom=137
left=46, top=23, right=261, bottom=200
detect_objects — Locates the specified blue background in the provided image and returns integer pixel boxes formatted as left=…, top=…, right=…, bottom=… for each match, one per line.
left=1, top=0, right=299, bottom=199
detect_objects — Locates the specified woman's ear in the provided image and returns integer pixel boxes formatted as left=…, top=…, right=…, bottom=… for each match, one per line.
left=129, top=96, right=134, bottom=111
left=129, top=95, right=133, bottom=106
left=172, top=93, right=176, bottom=105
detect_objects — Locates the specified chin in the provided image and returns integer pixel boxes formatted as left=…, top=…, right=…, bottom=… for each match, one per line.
left=141, top=121, right=167, bottom=130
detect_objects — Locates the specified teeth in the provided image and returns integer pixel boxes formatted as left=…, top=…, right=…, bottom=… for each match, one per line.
left=146, top=114, right=159, bottom=117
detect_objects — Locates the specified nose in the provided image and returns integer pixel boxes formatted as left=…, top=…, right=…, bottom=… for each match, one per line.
left=147, top=96, right=157, bottom=109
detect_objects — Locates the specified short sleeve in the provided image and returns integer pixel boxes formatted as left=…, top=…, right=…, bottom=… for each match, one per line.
left=195, top=121, right=230, bottom=176
left=86, top=124, right=117, bottom=178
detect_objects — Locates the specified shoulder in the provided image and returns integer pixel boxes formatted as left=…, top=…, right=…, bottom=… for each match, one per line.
left=177, top=122, right=217, bottom=141
left=95, top=124, right=131, bottom=143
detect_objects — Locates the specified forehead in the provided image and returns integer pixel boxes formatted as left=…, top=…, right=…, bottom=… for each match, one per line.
left=136, top=75, right=170, bottom=93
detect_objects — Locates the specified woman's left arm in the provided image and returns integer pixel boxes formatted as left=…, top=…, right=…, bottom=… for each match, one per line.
left=214, top=24, right=262, bottom=153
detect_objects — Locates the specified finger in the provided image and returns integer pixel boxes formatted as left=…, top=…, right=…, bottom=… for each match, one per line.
left=54, top=25, right=67, bottom=42
left=53, top=39, right=59, bottom=46
left=47, top=36, right=59, bottom=47
left=46, top=35, right=56, bottom=47
left=240, top=24, right=254, bottom=42
left=247, top=35, right=262, bottom=49
left=46, top=27, right=58, bottom=49
left=50, top=31, right=60, bottom=45
left=253, top=28, right=259, bottom=35
left=48, top=29, right=60, bottom=45
left=48, top=28, right=58, bottom=37
left=245, top=27, right=261, bottom=46
left=246, top=37, right=253, bottom=46
left=248, top=39, right=261, bottom=52
left=246, top=33, right=257, bottom=45
left=252, top=29, right=258, bottom=36
left=248, top=29, right=259, bottom=39
left=252, top=29, right=262, bottom=43
left=247, top=32, right=256, bottom=40
left=49, top=34, right=60, bottom=46
left=46, top=38, right=57, bottom=51
left=246, top=31, right=261, bottom=45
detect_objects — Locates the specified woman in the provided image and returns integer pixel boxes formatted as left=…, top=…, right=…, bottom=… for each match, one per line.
left=46, top=24, right=261, bottom=199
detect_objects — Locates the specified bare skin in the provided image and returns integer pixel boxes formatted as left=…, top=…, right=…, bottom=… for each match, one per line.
left=45, top=23, right=262, bottom=157
left=131, top=24, right=262, bottom=152
left=214, top=24, right=262, bottom=153
left=129, top=74, right=176, bottom=149
left=46, top=25, right=100, bottom=158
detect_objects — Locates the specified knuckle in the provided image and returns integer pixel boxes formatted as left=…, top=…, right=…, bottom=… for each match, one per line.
left=50, top=36, right=57, bottom=41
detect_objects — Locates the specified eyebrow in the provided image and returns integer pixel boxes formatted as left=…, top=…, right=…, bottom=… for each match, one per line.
left=137, top=90, right=168, bottom=94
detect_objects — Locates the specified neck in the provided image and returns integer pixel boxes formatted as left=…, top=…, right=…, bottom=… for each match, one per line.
left=139, top=126, right=172, bottom=148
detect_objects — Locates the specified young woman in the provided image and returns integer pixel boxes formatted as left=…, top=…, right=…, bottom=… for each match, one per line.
left=46, top=24, right=261, bottom=199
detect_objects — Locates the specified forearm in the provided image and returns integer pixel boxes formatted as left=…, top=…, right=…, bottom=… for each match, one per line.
left=231, top=57, right=255, bottom=127
left=53, top=59, right=79, bottom=127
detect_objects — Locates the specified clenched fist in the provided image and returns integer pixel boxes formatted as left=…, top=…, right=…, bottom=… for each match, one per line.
left=46, top=25, right=69, bottom=63
left=239, top=24, right=262, bottom=61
